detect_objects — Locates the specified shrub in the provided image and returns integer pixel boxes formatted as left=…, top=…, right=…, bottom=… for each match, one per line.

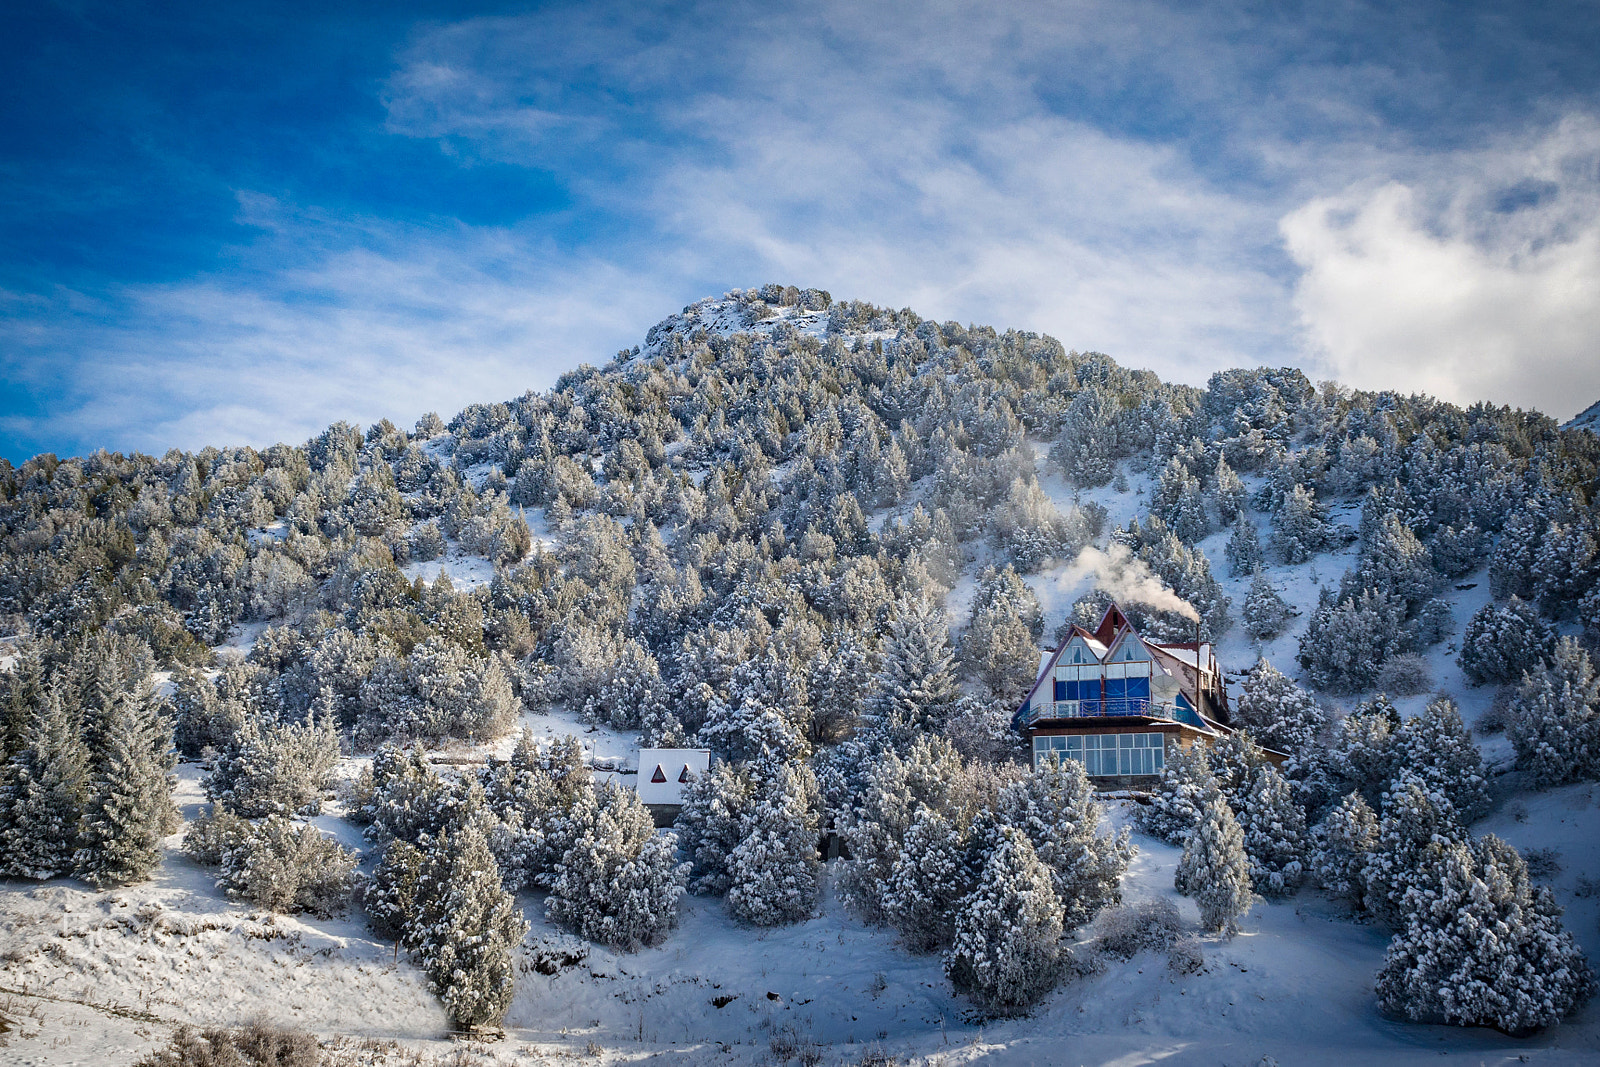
left=1096, top=899, right=1182, bottom=960
left=1376, top=654, right=1433, bottom=697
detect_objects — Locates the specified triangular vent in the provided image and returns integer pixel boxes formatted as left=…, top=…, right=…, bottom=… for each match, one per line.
left=678, top=765, right=692, bottom=783
left=650, top=764, right=667, bottom=783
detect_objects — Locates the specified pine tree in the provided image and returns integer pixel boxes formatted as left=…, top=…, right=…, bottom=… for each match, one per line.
left=1459, top=596, right=1556, bottom=685
left=1395, top=696, right=1488, bottom=818
left=674, top=760, right=752, bottom=895
left=1233, top=659, right=1327, bottom=755
left=366, top=838, right=427, bottom=947
left=726, top=760, right=821, bottom=926
left=1175, top=785, right=1253, bottom=935
left=413, top=820, right=529, bottom=1032
left=548, top=782, right=687, bottom=950
left=1133, top=740, right=1212, bottom=845
left=1308, top=791, right=1378, bottom=909
left=1238, top=763, right=1307, bottom=897
left=994, top=755, right=1132, bottom=928
left=1241, top=570, right=1293, bottom=639
left=1214, top=455, right=1247, bottom=525
left=1225, top=514, right=1266, bottom=578
left=1377, top=834, right=1594, bottom=1034
left=74, top=683, right=179, bottom=886
left=1362, top=774, right=1465, bottom=928
left=883, top=805, right=966, bottom=953
left=865, top=596, right=960, bottom=743
left=944, top=827, right=1064, bottom=1016
left=1270, top=484, right=1337, bottom=564
left=0, top=690, right=90, bottom=879
left=1505, top=636, right=1600, bottom=785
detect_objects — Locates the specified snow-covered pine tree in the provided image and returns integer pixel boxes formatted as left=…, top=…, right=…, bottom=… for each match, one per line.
left=1459, top=596, right=1556, bottom=685
left=961, top=566, right=1044, bottom=705
left=1394, top=695, right=1488, bottom=818
left=1270, top=484, right=1337, bottom=564
left=726, top=759, right=821, bottom=926
left=883, top=805, right=967, bottom=953
left=1298, top=588, right=1406, bottom=692
left=1175, top=784, right=1253, bottom=935
left=944, top=826, right=1064, bottom=1016
left=1133, top=739, right=1212, bottom=845
left=864, top=596, right=960, bottom=743
left=413, top=819, right=529, bottom=1032
left=74, top=682, right=179, bottom=886
left=1225, top=513, right=1266, bottom=578
left=1152, top=456, right=1210, bottom=545
left=1233, top=659, right=1327, bottom=756
left=1377, top=834, right=1594, bottom=1034
left=1238, top=762, right=1307, bottom=896
left=1362, top=774, right=1466, bottom=928
left=1308, top=791, right=1378, bottom=909
left=1322, top=702, right=1401, bottom=808
left=365, top=838, right=427, bottom=947
left=1241, top=570, right=1293, bottom=639
left=1505, top=636, right=1600, bottom=785
left=994, top=754, right=1132, bottom=928
left=0, top=689, right=89, bottom=879
left=1348, top=512, right=1438, bottom=611
left=547, top=781, right=687, bottom=950
left=1214, top=455, right=1247, bottom=525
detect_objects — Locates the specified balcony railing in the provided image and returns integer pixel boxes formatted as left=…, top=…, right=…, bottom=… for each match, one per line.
left=1021, top=697, right=1180, bottom=727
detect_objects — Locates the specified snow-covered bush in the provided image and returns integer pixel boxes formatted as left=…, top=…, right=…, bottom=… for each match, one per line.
left=185, top=811, right=358, bottom=918
left=205, top=712, right=340, bottom=818
left=944, top=827, right=1064, bottom=1016
left=1377, top=834, right=1594, bottom=1034
left=1505, top=636, right=1600, bottom=785
left=1175, top=785, right=1253, bottom=935
left=1375, top=653, right=1432, bottom=696
left=1096, top=899, right=1182, bottom=959
left=134, top=1022, right=324, bottom=1067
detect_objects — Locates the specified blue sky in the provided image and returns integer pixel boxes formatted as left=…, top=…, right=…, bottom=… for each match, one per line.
left=4, top=1, right=1600, bottom=462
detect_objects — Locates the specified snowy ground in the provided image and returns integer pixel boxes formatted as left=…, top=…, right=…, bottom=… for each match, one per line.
left=9, top=786, right=1600, bottom=1065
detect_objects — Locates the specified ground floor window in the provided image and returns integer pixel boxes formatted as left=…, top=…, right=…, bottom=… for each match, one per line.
left=1033, top=732, right=1166, bottom=776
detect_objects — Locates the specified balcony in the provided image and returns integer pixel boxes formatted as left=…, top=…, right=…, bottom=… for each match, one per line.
left=1021, top=697, right=1182, bottom=728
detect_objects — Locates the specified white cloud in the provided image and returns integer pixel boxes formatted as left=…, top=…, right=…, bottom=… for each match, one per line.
left=1281, top=116, right=1600, bottom=420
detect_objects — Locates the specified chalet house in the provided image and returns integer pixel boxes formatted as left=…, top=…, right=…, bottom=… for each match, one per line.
left=1015, top=602, right=1236, bottom=790
left=635, top=747, right=711, bottom=826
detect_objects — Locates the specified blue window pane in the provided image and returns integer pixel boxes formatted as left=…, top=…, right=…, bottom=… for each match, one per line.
left=1125, top=676, right=1151, bottom=701
left=1054, top=679, right=1066, bottom=701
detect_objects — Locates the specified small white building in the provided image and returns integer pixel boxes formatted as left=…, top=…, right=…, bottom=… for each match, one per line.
left=635, top=748, right=711, bottom=822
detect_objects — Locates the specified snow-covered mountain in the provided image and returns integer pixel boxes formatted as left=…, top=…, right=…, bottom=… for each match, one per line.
left=1565, top=398, right=1600, bottom=433
left=3, top=286, right=1600, bottom=1065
